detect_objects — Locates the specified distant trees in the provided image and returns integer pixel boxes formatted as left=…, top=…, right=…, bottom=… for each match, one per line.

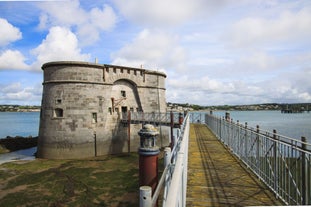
left=0, top=105, right=40, bottom=112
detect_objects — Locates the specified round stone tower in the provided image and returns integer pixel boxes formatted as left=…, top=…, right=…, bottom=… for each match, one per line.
left=37, top=61, right=167, bottom=159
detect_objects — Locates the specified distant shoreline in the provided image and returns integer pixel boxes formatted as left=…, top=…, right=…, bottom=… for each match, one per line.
left=0, top=109, right=40, bottom=112
left=0, top=105, right=40, bottom=112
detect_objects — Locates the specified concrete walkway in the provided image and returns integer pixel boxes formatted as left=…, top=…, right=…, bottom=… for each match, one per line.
left=186, top=124, right=283, bottom=206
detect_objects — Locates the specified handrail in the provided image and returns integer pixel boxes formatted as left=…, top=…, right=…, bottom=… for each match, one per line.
left=151, top=165, right=169, bottom=206
left=217, top=117, right=311, bottom=150
left=164, top=115, right=189, bottom=207
left=205, top=113, right=311, bottom=205
left=139, top=114, right=190, bottom=207
left=122, top=112, right=183, bottom=125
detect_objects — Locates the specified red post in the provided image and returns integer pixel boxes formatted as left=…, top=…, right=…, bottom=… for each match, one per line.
left=178, top=112, right=184, bottom=127
left=225, top=112, right=230, bottom=121
left=139, top=153, right=158, bottom=191
left=127, top=110, right=131, bottom=154
left=138, top=124, right=160, bottom=194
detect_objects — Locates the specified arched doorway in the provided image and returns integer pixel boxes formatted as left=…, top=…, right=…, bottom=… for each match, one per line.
left=111, top=79, right=142, bottom=114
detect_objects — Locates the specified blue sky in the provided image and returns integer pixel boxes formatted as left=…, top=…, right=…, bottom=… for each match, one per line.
left=0, top=0, right=311, bottom=106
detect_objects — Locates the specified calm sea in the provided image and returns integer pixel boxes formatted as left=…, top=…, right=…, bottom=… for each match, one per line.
left=210, top=110, right=311, bottom=142
left=0, top=110, right=310, bottom=164
left=0, top=112, right=40, bottom=138
left=0, top=112, right=39, bottom=164
left=0, top=110, right=310, bottom=140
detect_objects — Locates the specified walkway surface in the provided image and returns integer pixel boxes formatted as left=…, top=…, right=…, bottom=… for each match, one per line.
left=186, top=124, right=283, bottom=206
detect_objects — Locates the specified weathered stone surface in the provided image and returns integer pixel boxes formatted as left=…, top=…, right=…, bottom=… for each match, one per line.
left=38, top=61, right=168, bottom=159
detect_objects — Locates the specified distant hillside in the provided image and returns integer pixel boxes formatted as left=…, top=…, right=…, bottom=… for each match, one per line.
left=168, top=102, right=311, bottom=112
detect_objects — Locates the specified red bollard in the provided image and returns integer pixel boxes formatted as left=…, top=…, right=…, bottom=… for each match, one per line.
left=178, top=112, right=184, bottom=126
left=138, top=124, right=160, bottom=194
left=139, top=153, right=158, bottom=191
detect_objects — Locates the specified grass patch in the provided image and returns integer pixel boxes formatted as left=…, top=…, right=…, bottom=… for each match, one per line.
left=0, top=153, right=140, bottom=207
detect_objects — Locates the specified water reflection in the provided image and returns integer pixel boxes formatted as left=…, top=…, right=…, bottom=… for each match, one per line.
left=0, top=147, right=36, bottom=164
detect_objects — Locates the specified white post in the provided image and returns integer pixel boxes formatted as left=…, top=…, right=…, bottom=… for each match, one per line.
left=164, top=147, right=171, bottom=167
left=140, top=186, right=152, bottom=207
left=163, top=147, right=172, bottom=206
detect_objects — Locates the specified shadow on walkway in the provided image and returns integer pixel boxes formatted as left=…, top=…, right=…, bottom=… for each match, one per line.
left=186, top=124, right=283, bottom=206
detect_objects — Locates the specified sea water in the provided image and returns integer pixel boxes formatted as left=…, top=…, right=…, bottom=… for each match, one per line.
left=2, top=110, right=310, bottom=140
left=0, top=112, right=40, bottom=138
left=210, top=110, right=311, bottom=142
left=0, top=112, right=39, bottom=164
left=0, top=110, right=310, bottom=164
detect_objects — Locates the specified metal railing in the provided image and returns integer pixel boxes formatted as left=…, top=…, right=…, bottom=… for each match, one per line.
left=205, top=113, right=311, bottom=205
left=122, top=112, right=184, bottom=126
left=140, top=114, right=190, bottom=207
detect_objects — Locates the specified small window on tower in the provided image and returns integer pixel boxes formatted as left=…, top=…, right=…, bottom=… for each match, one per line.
left=56, top=99, right=62, bottom=104
left=121, top=90, right=126, bottom=97
left=92, top=113, right=97, bottom=123
left=54, top=108, right=63, bottom=118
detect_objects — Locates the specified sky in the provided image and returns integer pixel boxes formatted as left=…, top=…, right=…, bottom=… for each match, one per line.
left=0, top=0, right=311, bottom=106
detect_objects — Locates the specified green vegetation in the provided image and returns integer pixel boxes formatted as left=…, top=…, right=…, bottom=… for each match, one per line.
left=0, top=105, right=40, bottom=112
left=168, top=102, right=311, bottom=112
left=0, top=154, right=140, bottom=207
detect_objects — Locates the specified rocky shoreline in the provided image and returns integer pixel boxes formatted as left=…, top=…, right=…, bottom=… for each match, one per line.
left=0, top=136, right=38, bottom=154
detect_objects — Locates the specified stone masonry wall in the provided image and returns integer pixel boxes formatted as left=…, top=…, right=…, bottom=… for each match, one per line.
left=38, top=61, right=167, bottom=159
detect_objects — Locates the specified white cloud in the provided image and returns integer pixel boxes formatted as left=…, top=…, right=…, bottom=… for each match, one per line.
left=0, top=50, right=29, bottom=70
left=228, top=7, right=311, bottom=48
left=1, top=82, right=22, bottom=93
left=31, top=26, right=90, bottom=70
left=113, top=0, right=227, bottom=26
left=89, top=5, right=116, bottom=31
left=0, top=18, right=22, bottom=47
left=0, top=82, right=42, bottom=105
left=111, top=29, right=187, bottom=71
left=38, top=0, right=85, bottom=27
left=166, top=66, right=311, bottom=105
left=38, top=0, right=117, bottom=45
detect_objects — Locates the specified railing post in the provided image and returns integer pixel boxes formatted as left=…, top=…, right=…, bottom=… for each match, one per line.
left=225, top=111, right=230, bottom=121
left=140, top=186, right=152, bottom=207
left=178, top=112, right=184, bottom=128
left=273, top=129, right=279, bottom=198
left=162, top=147, right=171, bottom=207
left=256, top=125, right=260, bottom=173
left=170, top=111, right=174, bottom=149
left=237, top=120, right=240, bottom=155
left=301, top=136, right=308, bottom=205
left=219, top=118, right=222, bottom=139
left=164, top=147, right=171, bottom=168
left=244, top=122, right=248, bottom=162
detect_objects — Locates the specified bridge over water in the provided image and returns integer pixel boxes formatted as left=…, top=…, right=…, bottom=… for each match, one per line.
left=123, top=112, right=311, bottom=206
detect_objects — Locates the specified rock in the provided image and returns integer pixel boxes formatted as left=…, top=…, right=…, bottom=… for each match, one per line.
left=0, top=136, right=38, bottom=153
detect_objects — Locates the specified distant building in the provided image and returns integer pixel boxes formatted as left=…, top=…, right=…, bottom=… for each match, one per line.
left=37, top=61, right=168, bottom=159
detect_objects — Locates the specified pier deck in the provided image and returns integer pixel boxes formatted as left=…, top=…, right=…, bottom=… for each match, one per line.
left=186, top=124, right=283, bottom=206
